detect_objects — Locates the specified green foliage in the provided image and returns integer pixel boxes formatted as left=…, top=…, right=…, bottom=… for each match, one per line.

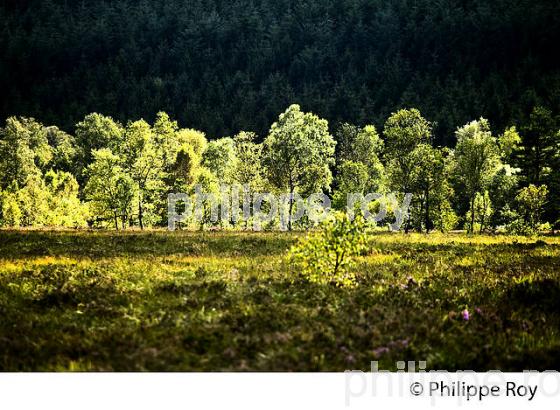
left=289, top=212, right=367, bottom=287
left=43, top=170, right=89, bottom=228
left=383, top=109, right=432, bottom=232
left=0, top=189, right=22, bottom=227
left=153, top=111, right=182, bottom=173
left=333, top=123, right=385, bottom=218
left=409, top=144, right=450, bottom=233
left=432, top=200, right=459, bottom=233
left=453, top=118, right=502, bottom=233
left=498, top=126, right=521, bottom=160
left=337, top=124, right=383, bottom=170
left=120, top=120, right=165, bottom=228
left=0, top=116, right=52, bottom=189
left=202, top=137, right=238, bottom=183
left=518, top=107, right=559, bottom=223
left=384, top=109, right=432, bottom=158
left=514, top=184, right=548, bottom=234
left=263, top=104, right=336, bottom=229
left=384, top=109, right=432, bottom=195
left=332, top=161, right=370, bottom=210
left=0, top=105, right=559, bottom=233
left=465, top=191, right=493, bottom=234
left=46, top=126, right=79, bottom=174
left=165, top=129, right=208, bottom=200
left=85, top=149, right=136, bottom=229
left=176, top=129, right=208, bottom=158
left=520, top=106, right=558, bottom=185
left=264, top=104, right=336, bottom=195
left=75, top=113, right=123, bottom=180
left=0, top=172, right=88, bottom=229
left=488, top=164, right=519, bottom=228
left=16, top=176, right=51, bottom=227
left=191, top=168, right=221, bottom=230
left=335, top=123, right=385, bottom=194
left=232, top=131, right=266, bottom=191
left=170, top=145, right=201, bottom=191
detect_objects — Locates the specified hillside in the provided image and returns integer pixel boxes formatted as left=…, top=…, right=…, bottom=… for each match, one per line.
left=1, top=0, right=559, bottom=141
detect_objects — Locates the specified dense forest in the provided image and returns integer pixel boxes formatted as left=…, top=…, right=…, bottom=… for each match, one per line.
left=0, top=0, right=559, bottom=233
left=1, top=0, right=559, bottom=143
left=0, top=104, right=558, bottom=233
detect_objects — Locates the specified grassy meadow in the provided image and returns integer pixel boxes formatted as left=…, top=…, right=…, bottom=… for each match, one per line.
left=0, top=230, right=559, bottom=371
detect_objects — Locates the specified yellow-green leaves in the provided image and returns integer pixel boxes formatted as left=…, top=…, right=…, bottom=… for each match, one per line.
left=289, top=212, right=367, bottom=288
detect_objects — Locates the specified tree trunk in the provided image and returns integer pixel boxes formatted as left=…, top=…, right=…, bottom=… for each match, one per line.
left=114, top=212, right=119, bottom=230
left=405, top=213, right=410, bottom=234
left=403, top=184, right=410, bottom=234
left=425, top=189, right=430, bottom=234
left=288, top=180, right=294, bottom=231
left=536, top=144, right=541, bottom=184
left=138, top=193, right=144, bottom=230
left=479, top=195, right=486, bottom=234
left=470, top=195, right=475, bottom=234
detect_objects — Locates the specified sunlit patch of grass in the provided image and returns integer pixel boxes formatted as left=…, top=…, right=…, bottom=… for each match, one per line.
left=0, top=256, right=80, bottom=273
left=361, top=253, right=400, bottom=265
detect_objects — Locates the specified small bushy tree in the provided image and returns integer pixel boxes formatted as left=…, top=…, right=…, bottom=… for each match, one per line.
left=46, top=126, right=78, bottom=174
left=516, top=184, right=548, bottom=232
left=289, top=212, right=367, bottom=287
left=152, top=111, right=179, bottom=168
left=165, top=130, right=207, bottom=192
left=232, top=131, right=265, bottom=191
left=191, top=168, right=221, bottom=230
left=44, top=170, right=89, bottom=228
left=0, top=188, right=22, bottom=227
left=333, top=123, right=385, bottom=214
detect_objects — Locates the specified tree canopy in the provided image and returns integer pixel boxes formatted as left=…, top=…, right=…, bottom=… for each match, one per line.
left=0, top=104, right=557, bottom=234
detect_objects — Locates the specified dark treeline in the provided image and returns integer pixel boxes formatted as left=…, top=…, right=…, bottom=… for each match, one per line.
left=1, top=0, right=559, bottom=143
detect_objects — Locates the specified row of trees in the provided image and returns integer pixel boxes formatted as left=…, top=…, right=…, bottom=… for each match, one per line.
left=0, top=105, right=558, bottom=233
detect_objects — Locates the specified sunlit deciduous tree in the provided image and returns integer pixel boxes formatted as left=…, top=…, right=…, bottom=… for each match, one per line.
left=263, top=104, right=336, bottom=230
left=453, top=118, right=501, bottom=233
left=85, top=149, right=136, bottom=230
left=383, top=108, right=432, bottom=232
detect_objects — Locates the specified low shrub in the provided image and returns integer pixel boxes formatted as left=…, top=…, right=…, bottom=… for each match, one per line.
left=288, top=212, right=367, bottom=287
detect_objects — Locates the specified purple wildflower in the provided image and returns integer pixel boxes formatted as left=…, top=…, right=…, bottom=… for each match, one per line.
left=345, top=354, right=356, bottom=364
left=373, top=347, right=390, bottom=358
left=462, top=309, right=470, bottom=321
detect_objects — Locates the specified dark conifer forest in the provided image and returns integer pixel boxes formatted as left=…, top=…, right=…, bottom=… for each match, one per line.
left=1, top=0, right=559, bottom=142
